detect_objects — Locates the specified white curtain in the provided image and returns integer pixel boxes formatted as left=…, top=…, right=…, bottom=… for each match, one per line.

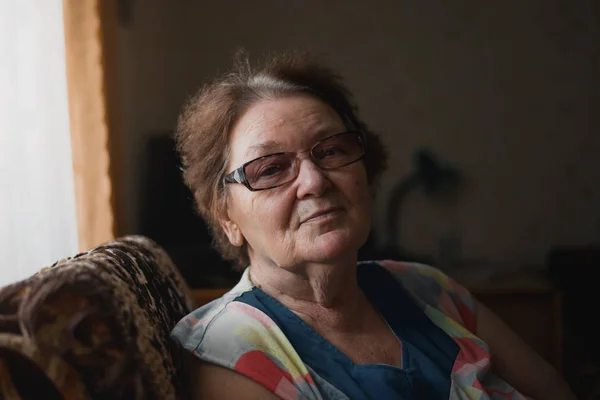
left=0, top=1, right=78, bottom=286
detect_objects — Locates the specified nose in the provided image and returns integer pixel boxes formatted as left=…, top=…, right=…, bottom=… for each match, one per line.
left=295, top=158, right=331, bottom=199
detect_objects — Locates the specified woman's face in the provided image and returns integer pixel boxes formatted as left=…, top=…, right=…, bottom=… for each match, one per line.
left=222, top=94, right=372, bottom=269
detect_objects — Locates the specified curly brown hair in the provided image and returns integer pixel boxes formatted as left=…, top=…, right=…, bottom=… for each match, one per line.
left=175, top=50, right=388, bottom=270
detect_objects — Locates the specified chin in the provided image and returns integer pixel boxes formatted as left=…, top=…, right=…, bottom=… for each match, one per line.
left=304, top=229, right=363, bottom=263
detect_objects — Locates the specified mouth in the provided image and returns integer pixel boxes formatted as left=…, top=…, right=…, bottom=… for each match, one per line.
left=301, top=207, right=343, bottom=224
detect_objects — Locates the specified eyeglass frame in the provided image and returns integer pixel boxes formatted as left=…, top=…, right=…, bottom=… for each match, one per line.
left=222, top=130, right=367, bottom=191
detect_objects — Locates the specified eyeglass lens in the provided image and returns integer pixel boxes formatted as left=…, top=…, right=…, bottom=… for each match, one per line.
left=244, top=132, right=364, bottom=190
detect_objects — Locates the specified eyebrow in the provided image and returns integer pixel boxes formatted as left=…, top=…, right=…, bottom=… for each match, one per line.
left=245, top=140, right=282, bottom=159
left=244, top=126, right=343, bottom=159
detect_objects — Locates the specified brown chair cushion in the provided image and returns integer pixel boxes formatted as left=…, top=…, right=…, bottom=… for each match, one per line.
left=0, top=235, right=194, bottom=399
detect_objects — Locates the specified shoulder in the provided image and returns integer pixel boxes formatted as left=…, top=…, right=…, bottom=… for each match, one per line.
left=371, top=260, right=477, bottom=333
left=170, top=270, right=253, bottom=350
left=171, top=286, right=277, bottom=367
left=183, top=353, right=281, bottom=400
left=375, top=260, right=453, bottom=286
left=170, top=268, right=268, bottom=364
left=170, top=278, right=319, bottom=398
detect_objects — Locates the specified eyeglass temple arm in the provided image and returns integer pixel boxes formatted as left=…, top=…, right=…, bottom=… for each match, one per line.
left=224, top=168, right=245, bottom=185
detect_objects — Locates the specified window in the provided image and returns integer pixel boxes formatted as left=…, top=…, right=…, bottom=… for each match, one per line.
left=0, top=1, right=78, bottom=286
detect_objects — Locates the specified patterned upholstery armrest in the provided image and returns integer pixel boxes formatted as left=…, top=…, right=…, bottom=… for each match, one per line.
left=0, top=235, right=195, bottom=399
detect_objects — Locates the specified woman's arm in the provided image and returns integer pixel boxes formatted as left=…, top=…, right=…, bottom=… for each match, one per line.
left=182, top=351, right=281, bottom=400
left=475, top=300, right=577, bottom=400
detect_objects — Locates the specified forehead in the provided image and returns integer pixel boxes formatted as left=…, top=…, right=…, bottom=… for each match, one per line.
left=228, top=94, right=346, bottom=163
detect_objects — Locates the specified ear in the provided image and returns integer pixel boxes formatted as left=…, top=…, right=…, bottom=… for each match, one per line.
left=221, top=218, right=244, bottom=247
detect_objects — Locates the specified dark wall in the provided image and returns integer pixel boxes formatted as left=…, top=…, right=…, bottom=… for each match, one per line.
left=115, top=0, right=600, bottom=269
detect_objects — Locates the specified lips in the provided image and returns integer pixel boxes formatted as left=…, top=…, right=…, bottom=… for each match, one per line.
left=301, top=207, right=342, bottom=224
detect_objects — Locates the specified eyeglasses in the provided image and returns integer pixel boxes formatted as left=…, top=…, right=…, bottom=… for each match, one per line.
left=223, top=131, right=366, bottom=191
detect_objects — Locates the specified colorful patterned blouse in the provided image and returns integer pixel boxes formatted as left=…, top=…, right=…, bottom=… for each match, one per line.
left=170, top=261, right=526, bottom=399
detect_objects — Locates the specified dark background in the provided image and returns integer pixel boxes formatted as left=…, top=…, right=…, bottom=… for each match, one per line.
left=114, top=0, right=599, bottom=275
left=108, top=1, right=599, bottom=397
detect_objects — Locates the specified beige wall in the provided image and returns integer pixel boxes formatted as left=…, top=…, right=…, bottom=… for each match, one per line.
left=116, top=0, right=600, bottom=268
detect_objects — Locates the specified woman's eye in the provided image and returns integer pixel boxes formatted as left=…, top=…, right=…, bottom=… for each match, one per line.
left=318, top=146, right=344, bottom=158
left=258, top=165, right=283, bottom=177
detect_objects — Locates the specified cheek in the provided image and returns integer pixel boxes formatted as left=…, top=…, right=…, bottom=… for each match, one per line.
left=348, top=171, right=372, bottom=210
left=245, top=191, right=296, bottom=230
left=226, top=190, right=256, bottom=228
left=356, top=188, right=373, bottom=217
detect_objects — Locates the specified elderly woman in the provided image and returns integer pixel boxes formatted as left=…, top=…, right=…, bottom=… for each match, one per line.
left=170, top=52, right=575, bottom=399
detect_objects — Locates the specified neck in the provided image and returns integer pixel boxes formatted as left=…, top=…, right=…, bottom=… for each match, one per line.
left=249, top=255, right=369, bottom=331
